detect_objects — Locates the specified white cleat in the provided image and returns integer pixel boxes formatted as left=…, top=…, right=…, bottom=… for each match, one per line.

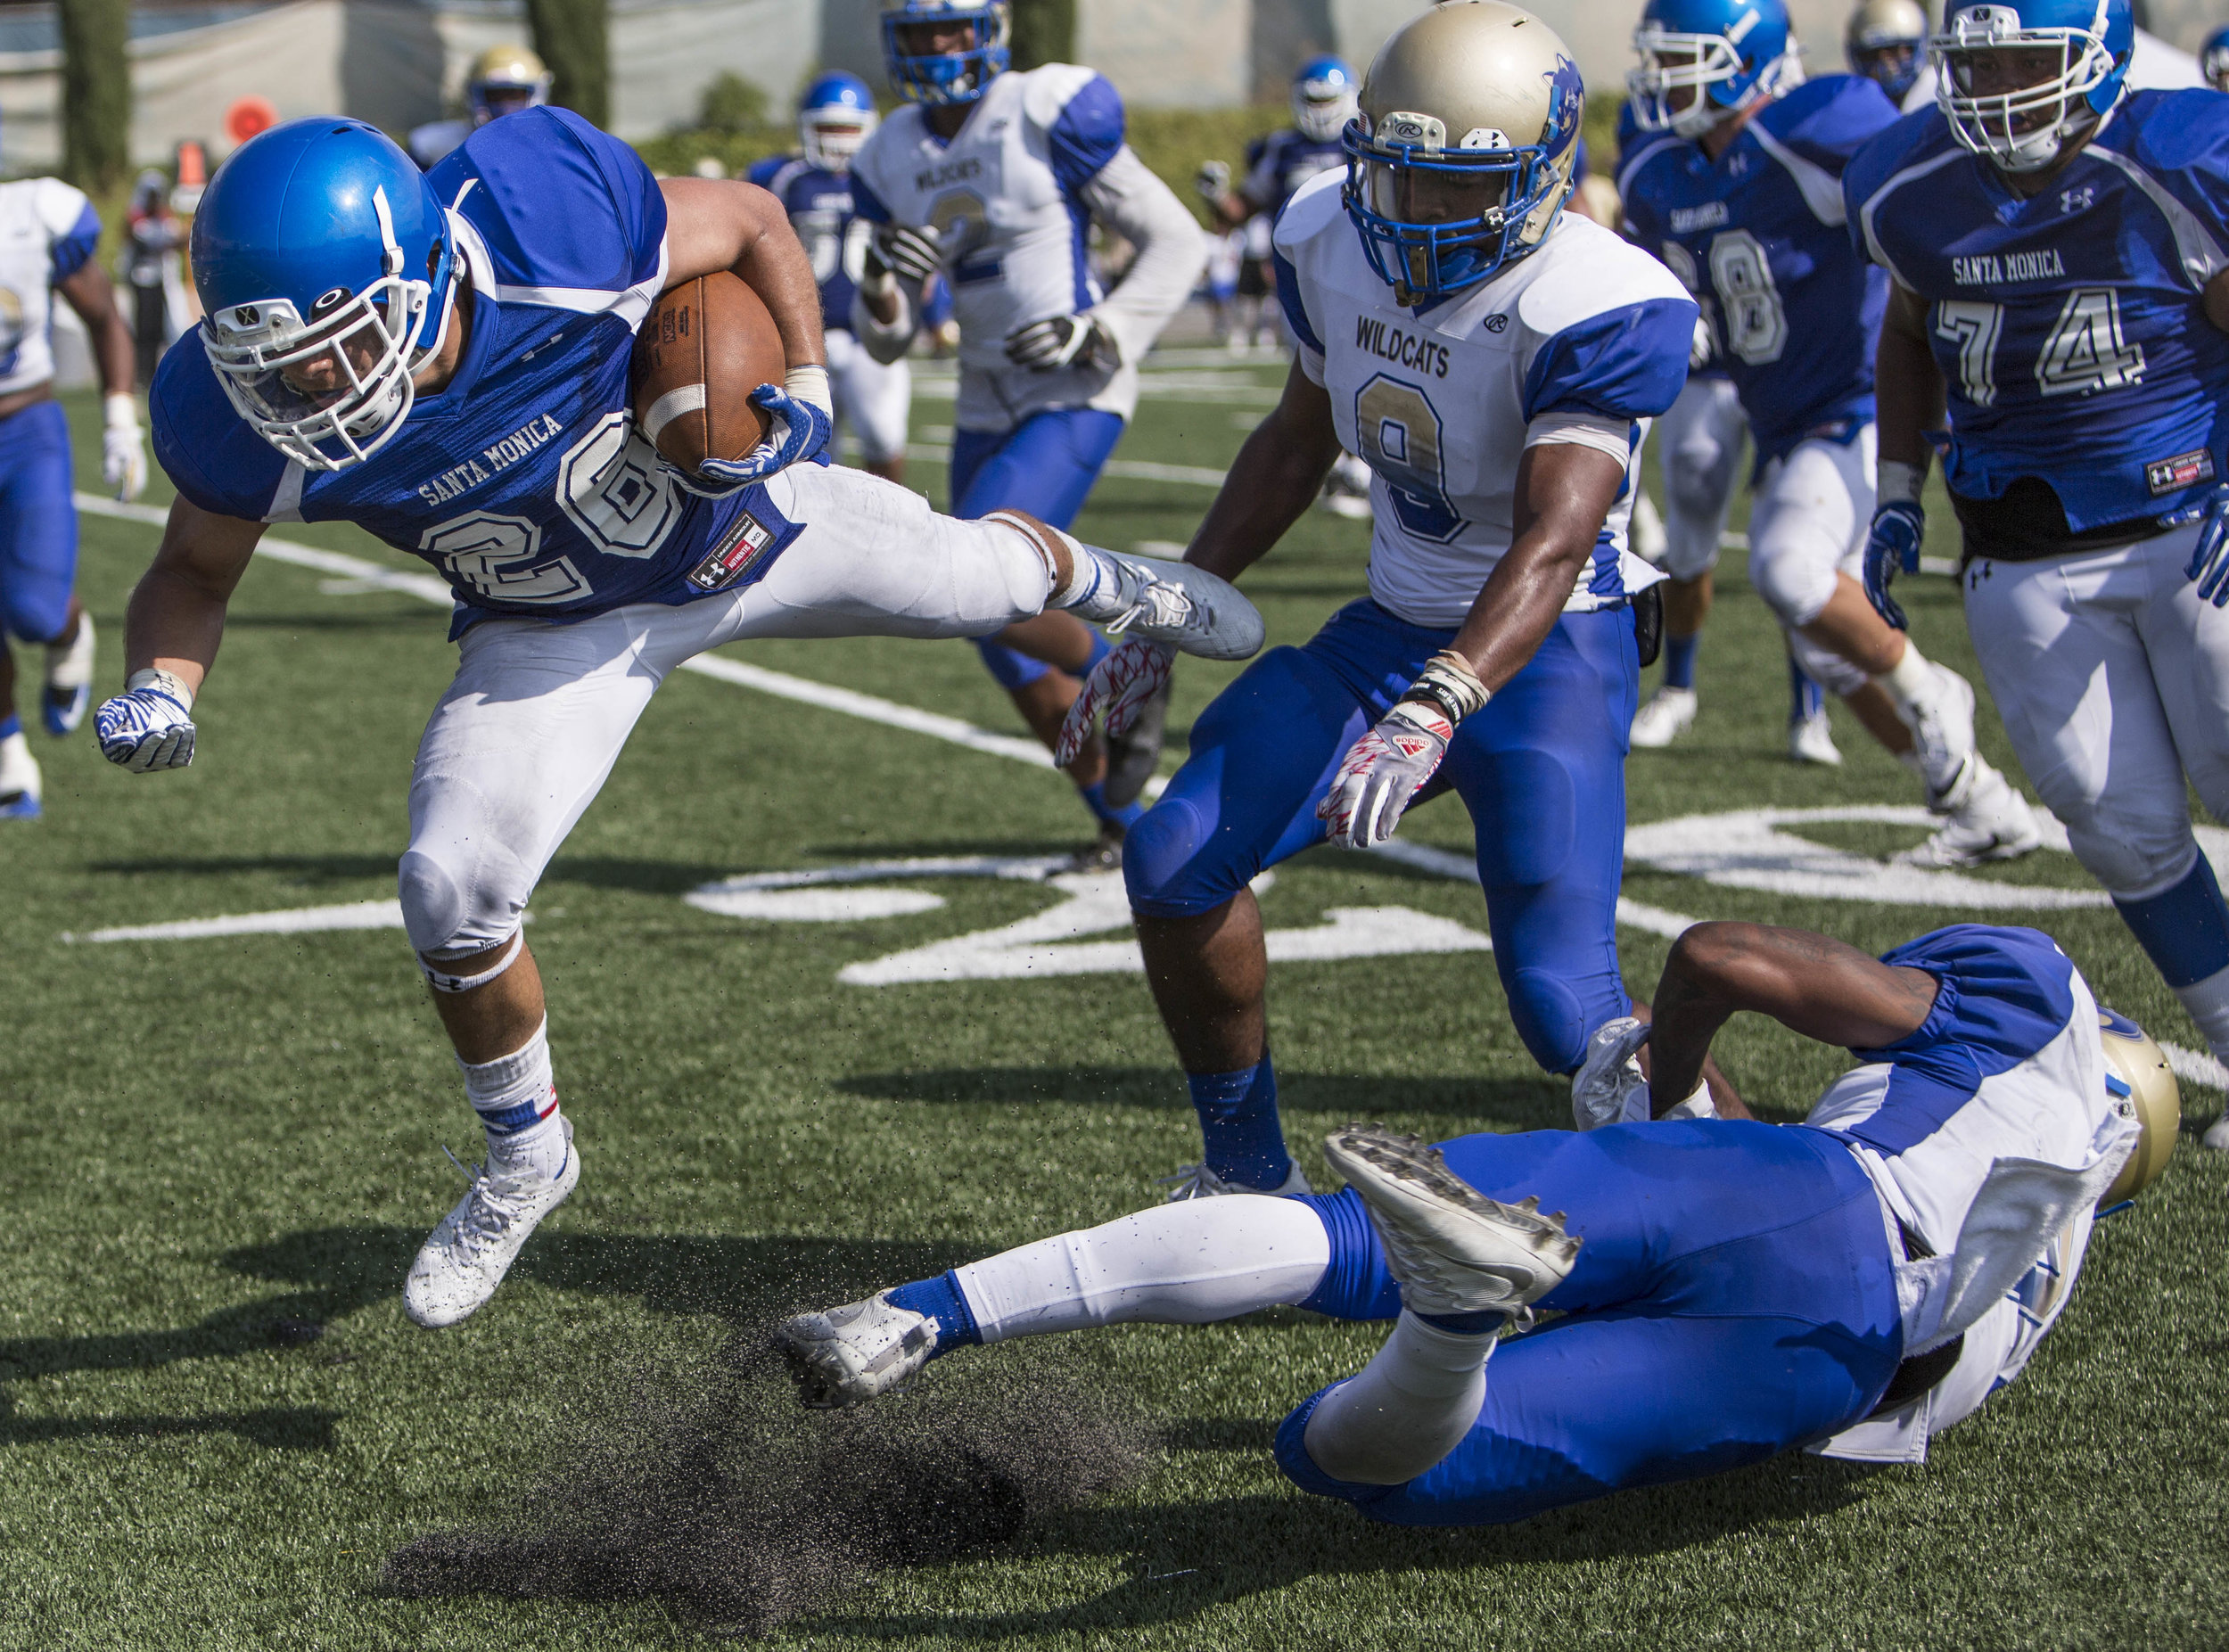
left=1321, top=1123, right=1581, bottom=1316
left=43, top=612, right=94, bottom=736
left=1897, top=758, right=2044, bottom=867
left=403, top=1121, right=578, bottom=1329
left=1073, top=547, right=1265, bottom=662
left=1898, top=662, right=1979, bottom=800
left=1629, top=686, right=1698, bottom=749
left=0, top=731, right=41, bottom=820
left=2203, top=1113, right=2229, bottom=1153
left=1789, top=709, right=1843, bottom=766
left=1157, top=1159, right=1313, bottom=1201
left=775, top=1292, right=940, bottom=1408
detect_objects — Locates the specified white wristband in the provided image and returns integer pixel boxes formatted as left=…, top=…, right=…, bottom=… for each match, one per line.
left=127, top=666, right=193, bottom=711
left=784, top=364, right=833, bottom=418
left=104, top=391, right=140, bottom=431
left=1877, top=458, right=1927, bottom=506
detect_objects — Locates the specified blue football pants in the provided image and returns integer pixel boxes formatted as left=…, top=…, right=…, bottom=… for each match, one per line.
left=1123, top=596, right=1640, bottom=1074
left=950, top=408, right=1126, bottom=689
left=0, top=400, right=79, bottom=645
left=1278, top=1121, right=1905, bottom=1526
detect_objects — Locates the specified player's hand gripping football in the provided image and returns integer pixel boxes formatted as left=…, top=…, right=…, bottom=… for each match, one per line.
left=95, top=671, right=196, bottom=772
left=683, top=375, right=835, bottom=494
left=2184, top=483, right=2229, bottom=605
left=1055, top=637, right=1174, bottom=769
left=1863, top=499, right=1925, bottom=630
left=1006, top=312, right=1117, bottom=373
left=103, top=392, right=147, bottom=502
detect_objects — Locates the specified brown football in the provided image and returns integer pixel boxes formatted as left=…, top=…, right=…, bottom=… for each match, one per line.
left=631, top=271, right=783, bottom=476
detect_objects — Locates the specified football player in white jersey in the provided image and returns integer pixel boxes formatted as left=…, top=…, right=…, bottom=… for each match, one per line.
left=407, top=45, right=552, bottom=171
left=0, top=177, right=147, bottom=821
left=778, top=920, right=2174, bottom=1518
left=1055, top=2, right=1698, bottom=1198
left=97, top=115, right=1261, bottom=1329
left=847, top=0, right=1206, bottom=867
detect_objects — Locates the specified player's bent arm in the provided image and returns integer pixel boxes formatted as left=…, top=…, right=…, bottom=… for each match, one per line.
left=1644, top=922, right=1939, bottom=1115
left=56, top=258, right=134, bottom=398
left=1181, top=359, right=1344, bottom=582
left=1874, top=282, right=1942, bottom=472
left=657, top=177, right=827, bottom=372
left=1081, top=150, right=1208, bottom=366
left=1444, top=443, right=1624, bottom=692
left=124, top=496, right=266, bottom=694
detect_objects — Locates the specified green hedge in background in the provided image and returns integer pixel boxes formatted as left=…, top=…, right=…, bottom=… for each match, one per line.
left=528, top=0, right=611, bottom=129
left=62, top=0, right=131, bottom=196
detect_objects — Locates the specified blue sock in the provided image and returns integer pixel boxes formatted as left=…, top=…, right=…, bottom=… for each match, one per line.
left=1082, top=630, right=1111, bottom=672
left=2116, top=856, right=2229, bottom=987
left=1186, top=1056, right=1291, bottom=1188
left=884, top=1270, right=982, bottom=1352
left=1416, top=1309, right=1508, bottom=1335
left=1078, top=778, right=1147, bottom=830
left=0, top=713, right=20, bottom=741
left=1789, top=657, right=1825, bottom=721
left=1662, top=631, right=1699, bottom=691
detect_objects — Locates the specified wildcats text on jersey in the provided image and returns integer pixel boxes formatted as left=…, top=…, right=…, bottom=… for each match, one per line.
left=1953, top=251, right=2069, bottom=285
left=1354, top=316, right=1452, bottom=378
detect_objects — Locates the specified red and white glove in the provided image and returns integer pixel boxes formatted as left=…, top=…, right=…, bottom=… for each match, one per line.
left=1318, top=700, right=1452, bottom=849
left=1055, top=637, right=1174, bottom=768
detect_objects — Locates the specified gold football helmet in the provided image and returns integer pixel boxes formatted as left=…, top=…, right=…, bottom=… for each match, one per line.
left=2098, top=1009, right=2178, bottom=1205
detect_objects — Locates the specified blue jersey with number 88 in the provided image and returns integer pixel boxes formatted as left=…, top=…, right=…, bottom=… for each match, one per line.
left=1847, top=88, right=2229, bottom=530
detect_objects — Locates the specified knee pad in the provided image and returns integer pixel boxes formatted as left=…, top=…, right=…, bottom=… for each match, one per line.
left=1659, top=520, right=1723, bottom=583
left=1787, top=628, right=1869, bottom=698
left=2060, top=805, right=2200, bottom=900
left=1, top=583, right=70, bottom=647
left=1122, top=795, right=1227, bottom=916
left=1748, top=530, right=1841, bottom=629
left=398, top=848, right=467, bottom=958
left=1504, top=967, right=1593, bottom=1076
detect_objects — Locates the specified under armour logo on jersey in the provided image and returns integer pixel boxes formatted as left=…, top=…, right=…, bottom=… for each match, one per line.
left=2060, top=185, right=2095, bottom=215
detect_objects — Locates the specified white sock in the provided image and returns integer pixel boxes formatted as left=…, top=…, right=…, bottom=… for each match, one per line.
left=0, top=729, right=37, bottom=799
left=45, top=612, right=92, bottom=687
left=458, top=1018, right=567, bottom=1178
left=1876, top=638, right=1938, bottom=715
left=1301, top=1310, right=1495, bottom=1485
left=2173, top=962, right=2229, bottom=1072
left=952, top=1196, right=1330, bottom=1343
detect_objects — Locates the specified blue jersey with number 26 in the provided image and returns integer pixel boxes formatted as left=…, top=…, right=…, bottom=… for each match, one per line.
left=152, top=107, right=795, bottom=636
left=1619, top=75, right=1899, bottom=469
left=1847, top=89, right=2229, bottom=530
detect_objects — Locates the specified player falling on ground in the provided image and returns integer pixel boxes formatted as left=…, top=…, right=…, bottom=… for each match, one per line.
left=1621, top=0, right=2040, bottom=868
left=779, top=919, right=2173, bottom=1521
left=749, top=74, right=922, bottom=489
left=1059, top=1, right=1696, bottom=1198
left=407, top=45, right=552, bottom=170
left=1847, top=0, right=1934, bottom=110
left=95, top=112, right=1261, bottom=1327
left=1198, top=56, right=1376, bottom=519
left=846, top=0, right=1206, bottom=871
left=1853, top=0, right=2229, bottom=1145
left=0, top=177, right=148, bottom=822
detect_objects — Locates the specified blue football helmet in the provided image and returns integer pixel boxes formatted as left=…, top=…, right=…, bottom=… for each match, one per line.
left=1629, top=0, right=1794, bottom=138
left=1343, top=4, right=1586, bottom=305
left=191, top=119, right=457, bottom=472
left=881, top=0, right=1011, bottom=106
left=799, top=70, right=879, bottom=170
left=1933, top=0, right=2132, bottom=173
left=2202, top=22, right=2229, bottom=90
left=1292, top=54, right=1360, bottom=142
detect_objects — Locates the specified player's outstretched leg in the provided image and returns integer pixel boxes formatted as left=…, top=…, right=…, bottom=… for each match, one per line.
left=1029, top=520, right=1264, bottom=662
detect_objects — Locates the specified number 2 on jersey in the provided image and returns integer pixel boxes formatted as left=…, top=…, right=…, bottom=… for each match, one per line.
left=1936, top=288, right=2145, bottom=407
left=1354, top=375, right=1464, bottom=542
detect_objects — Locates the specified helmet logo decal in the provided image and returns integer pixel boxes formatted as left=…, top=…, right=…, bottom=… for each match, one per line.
left=312, top=287, right=350, bottom=315
left=1379, top=111, right=1448, bottom=150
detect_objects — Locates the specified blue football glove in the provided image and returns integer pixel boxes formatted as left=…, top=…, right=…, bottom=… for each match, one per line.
left=1863, top=500, right=1926, bottom=631
left=679, top=382, right=835, bottom=497
left=95, top=679, right=196, bottom=772
left=2185, top=484, right=2229, bottom=606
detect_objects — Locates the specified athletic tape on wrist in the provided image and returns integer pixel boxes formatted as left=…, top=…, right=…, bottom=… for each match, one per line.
left=419, top=929, right=524, bottom=994
left=784, top=364, right=833, bottom=419
left=1396, top=649, right=1489, bottom=728
left=103, top=392, right=140, bottom=432
left=126, top=666, right=193, bottom=711
left=1877, top=458, right=1928, bottom=507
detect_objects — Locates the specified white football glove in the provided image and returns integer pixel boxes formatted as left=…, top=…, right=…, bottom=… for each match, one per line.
left=1318, top=701, right=1450, bottom=850
left=95, top=670, right=195, bottom=772
left=868, top=223, right=943, bottom=287
left=1570, top=1016, right=1716, bottom=1130
left=1005, top=312, right=1116, bottom=372
left=103, top=392, right=146, bottom=502
left=1055, top=637, right=1174, bottom=768
left=1196, top=159, right=1232, bottom=201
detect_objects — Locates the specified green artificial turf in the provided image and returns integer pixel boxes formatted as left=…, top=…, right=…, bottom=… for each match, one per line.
left=2, top=372, right=2224, bottom=1649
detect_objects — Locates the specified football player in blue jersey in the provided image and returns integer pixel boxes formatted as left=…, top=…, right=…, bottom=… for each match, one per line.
left=1852, top=0, right=2229, bottom=1147
left=749, top=73, right=917, bottom=488
left=1847, top=0, right=1933, bottom=105
left=848, top=0, right=1207, bottom=870
left=2203, top=22, right=2229, bottom=92
left=1055, top=3, right=1698, bottom=1199
left=1623, top=0, right=2041, bottom=867
left=92, top=112, right=1263, bottom=1327
left=0, top=178, right=147, bottom=821
left=779, top=919, right=2173, bottom=1520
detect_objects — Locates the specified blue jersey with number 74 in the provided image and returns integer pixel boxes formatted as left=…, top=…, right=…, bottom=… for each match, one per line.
left=151, top=106, right=797, bottom=638
left=1846, top=88, right=2229, bottom=530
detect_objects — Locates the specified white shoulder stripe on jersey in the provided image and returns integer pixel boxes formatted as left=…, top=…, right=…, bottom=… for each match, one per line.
left=445, top=202, right=672, bottom=330
left=2085, top=147, right=2229, bottom=292
left=1748, top=122, right=1847, bottom=227
left=1856, top=145, right=1967, bottom=289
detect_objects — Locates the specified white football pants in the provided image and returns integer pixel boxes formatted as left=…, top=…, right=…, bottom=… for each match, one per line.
left=398, top=463, right=1049, bottom=958
left=1747, top=423, right=1877, bottom=696
left=1962, top=520, right=2229, bottom=900
left=826, top=327, right=910, bottom=465
left=1654, top=374, right=1746, bottom=583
